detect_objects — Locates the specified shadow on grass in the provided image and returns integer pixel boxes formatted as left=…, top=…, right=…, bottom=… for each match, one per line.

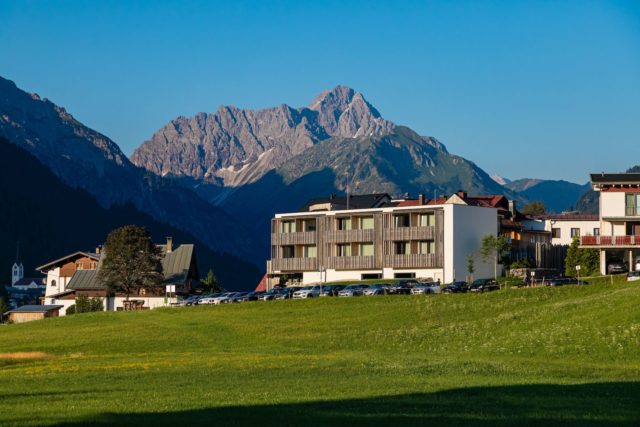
left=54, top=382, right=640, bottom=427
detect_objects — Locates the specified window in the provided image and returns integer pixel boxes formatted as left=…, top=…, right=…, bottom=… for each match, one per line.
left=626, top=193, right=640, bottom=216
left=570, top=228, right=580, bottom=238
left=395, top=241, right=410, bottom=255
left=337, top=243, right=351, bottom=257
left=51, top=279, right=56, bottom=287
left=303, top=245, right=317, bottom=258
left=551, top=228, right=561, bottom=239
left=362, top=273, right=382, bottom=280
left=418, top=213, right=435, bottom=227
left=360, top=216, right=374, bottom=230
left=303, top=219, right=316, bottom=232
left=360, top=243, right=374, bottom=256
left=281, top=221, right=296, bottom=233
left=594, top=228, right=600, bottom=236
left=76, top=262, right=84, bottom=270
left=394, top=272, right=416, bottom=279
left=337, top=217, right=352, bottom=230
left=418, top=241, right=435, bottom=255
left=282, top=245, right=295, bottom=258
left=394, top=214, right=410, bottom=228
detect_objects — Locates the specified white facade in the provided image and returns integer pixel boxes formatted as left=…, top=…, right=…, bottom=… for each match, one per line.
left=543, top=217, right=600, bottom=246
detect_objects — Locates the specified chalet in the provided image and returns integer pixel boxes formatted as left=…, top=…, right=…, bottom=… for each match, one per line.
left=38, top=238, right=199, bottom=315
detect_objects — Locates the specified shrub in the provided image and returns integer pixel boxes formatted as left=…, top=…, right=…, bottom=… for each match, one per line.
left=66, top=304, right=76, bottom=315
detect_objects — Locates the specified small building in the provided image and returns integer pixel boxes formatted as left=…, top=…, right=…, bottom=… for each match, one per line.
left=4, top=305, right=63, bottom=323
left=534, top=213, right=600, bottom=246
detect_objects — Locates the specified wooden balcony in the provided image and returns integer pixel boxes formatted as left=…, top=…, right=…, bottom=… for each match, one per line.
left=325, top=229, right=375, bottom=243
left=581, top=235, right=640, bottom=247
left=271, top=231, right=317, bottom=246
left=270, top=257, right=318, bottom=272
left=384, top=254, right=441, bottom=268
left=384, top=226, right=435, bottom=241
left=327, top=256, right=376, bottom=270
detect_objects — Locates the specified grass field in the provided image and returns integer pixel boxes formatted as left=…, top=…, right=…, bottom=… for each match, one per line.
left=1, top=276, right=639, bottom=426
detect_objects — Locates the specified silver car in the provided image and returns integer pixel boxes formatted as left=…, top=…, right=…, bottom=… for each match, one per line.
left=410, top=282, right=441, bottom=295
left=628, top=271, right=640, bottom=282
left=338, top=284, right=368, bottom=297
left=292, top=286, right=321, bottom=299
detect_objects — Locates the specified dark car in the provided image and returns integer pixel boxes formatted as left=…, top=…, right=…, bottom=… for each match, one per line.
left=442, top=281, right=469, bottom=293
left=387, top=280, right=419, bottom=295
left=274, top=288, right=296, bottom=300
left=258, top=289, right=282, bottom=301
left=608, top=262, right=628, bottom=275
left=319, top=285, right=345, bottom=297
left=469, top=279, right=499, bottom=293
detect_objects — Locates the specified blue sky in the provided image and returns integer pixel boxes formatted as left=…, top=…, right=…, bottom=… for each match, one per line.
left=1, top=1, right=639, bottom=183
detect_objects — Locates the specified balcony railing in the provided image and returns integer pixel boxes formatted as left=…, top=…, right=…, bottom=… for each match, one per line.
left=626, top=207, right=640, bottom=217
left=384, top=254, right=441, bottom=268
left=327, top=256, right=376, bottom=270
left=325, top=229, right=375, bottom=243
left=581, top=235, right=640, bottom=247
left=384, top=226, right=436, bottom=241
left=270, top=257, right=318, bottom=272
left=271, top=231, right=316, bottom=245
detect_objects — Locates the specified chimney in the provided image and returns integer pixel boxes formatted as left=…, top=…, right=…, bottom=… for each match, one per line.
left=418, top=194, right=425, bottom=205
left=95, top=245, right=102, bottom=255
left=456, top=190, right=467, bottom=199
left=166, top=237, right=173, bottom=253
left=508, top=200, right=517, bottom=219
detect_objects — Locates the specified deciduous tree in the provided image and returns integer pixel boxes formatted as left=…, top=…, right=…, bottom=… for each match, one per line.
left=98, top=225, right=163, bottom=304
left=480, top=234, right=511, bottom=285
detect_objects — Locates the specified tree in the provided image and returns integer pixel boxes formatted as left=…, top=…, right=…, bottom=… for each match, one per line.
left=565, top=236, right=599, bottom=277
left=522, top=201, right=546, bottom=215
left=467, top=254, right=475, bottom=282
left=98, top=225, right=164, bottom=305
left=480, top=234, right=511, bottom=286
left=201, top=269, right=224, bottom=293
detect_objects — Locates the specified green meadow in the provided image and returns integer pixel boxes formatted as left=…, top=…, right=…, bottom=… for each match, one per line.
left=1, top=276, right=639, bottom=426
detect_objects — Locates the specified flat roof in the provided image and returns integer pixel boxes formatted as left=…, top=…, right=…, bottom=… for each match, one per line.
left=5, top=305, right=63, bottom=314
left=591, top=173, right=640, bottom=185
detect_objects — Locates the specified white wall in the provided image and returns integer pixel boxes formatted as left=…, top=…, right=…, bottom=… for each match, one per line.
left=601, top=192, right=626, bottom=218
left=545, top=220, right=600, bottom=245
left=44, top=267, right=70, bottom=298
left=445, top=204, right=498, bottom=283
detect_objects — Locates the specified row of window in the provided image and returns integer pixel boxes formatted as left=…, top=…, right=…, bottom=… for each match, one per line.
left=551, top=228, right=600, bottom=239
left=280, top=213, right=436, bottom=233
left=281, top=240, right=436, bottom=258
left=626, top=193, right=640, bottom=216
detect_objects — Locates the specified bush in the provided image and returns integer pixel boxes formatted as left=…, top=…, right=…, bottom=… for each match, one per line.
left=66, top=304, right=76, bottom=315
left=74, top=296, right=103, bottom=313
left=565, top=236, right=600, bottom=277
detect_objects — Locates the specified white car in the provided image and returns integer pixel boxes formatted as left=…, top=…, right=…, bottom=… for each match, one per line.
left=292, top=286, right=321, bottom=299
left=410, top=282, right=441, bottom=295
left=338, top=284, right=368, bottom=297
left=212, top=292, right=237, bottom=304
left=627, top=271, right=640, bottom=282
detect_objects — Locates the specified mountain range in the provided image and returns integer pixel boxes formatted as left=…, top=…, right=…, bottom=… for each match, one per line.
left=0, top=76, right=607, bottom=288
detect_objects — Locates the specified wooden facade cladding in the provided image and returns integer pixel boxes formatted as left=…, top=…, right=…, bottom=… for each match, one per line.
left=384, top=226, right=436, bottom=241
left=325, top=229, right=375, bottom=243
left=327, top=256, right=376, bottom=270
left=271, top=257, right=318, bottom=272
left=384, top=254, right=441, bottom=269
left=271, top=231, right=317, bottom=246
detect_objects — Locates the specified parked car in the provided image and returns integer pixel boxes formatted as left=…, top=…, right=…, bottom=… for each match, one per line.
left=183, top=295, right=200, bottom=306
left=363, top=284, right=389, bottom=296
left=292, top=286, right=321, bottom=299
left=197, top=293, right=224, bottom=304
left=469, top=279, right=499, bottom=293
left=410, top=282, right=441, bottom=294
left=320, top=285, right=345, bottom=297
left=628, top=271, right=640, bottom=282
left=442, top=281, right=469, bottom=293
left=258, top=289, right=281, bottom=301
left=212, top=292, right=237, bottom=304
left=337, top=284, right=368, bottom=297
left=229, top=292, right=252, bottom=303
left=274, top=288, right=296, bottom=300
left=387, top=280, right=419, bottom=295
left=608, top=261, right=628, bottom=275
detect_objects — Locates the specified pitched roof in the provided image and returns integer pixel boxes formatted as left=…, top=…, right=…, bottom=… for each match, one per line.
left=67, top=270, right=101, bottom=290
left=163, top=244, right=197, bottom=285
left=591, top=173, right=640, bottom=184
left=534, top=213, right=599, bottom=221
left=12, top=278, right=44, bottom=287
left=5, top=305, right=63, bottom=314
left=36, top=251, right=100, bottom=272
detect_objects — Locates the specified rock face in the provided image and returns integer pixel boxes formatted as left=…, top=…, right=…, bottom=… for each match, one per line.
left=131, top=86, right=408, bottom=188
left=0, top=76, right=258, bottom=264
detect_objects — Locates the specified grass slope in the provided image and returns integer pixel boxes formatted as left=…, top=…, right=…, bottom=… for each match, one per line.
left=1, top=277, right=639, bottom=426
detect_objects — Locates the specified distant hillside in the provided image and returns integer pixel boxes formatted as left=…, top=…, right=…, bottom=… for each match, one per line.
left=0, top=138, right=261, bottom=290
left=505, top=179, right=590, bottom=213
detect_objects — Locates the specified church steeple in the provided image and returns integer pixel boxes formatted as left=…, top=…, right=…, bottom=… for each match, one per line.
left=11, top=241, right=23, bottom=286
